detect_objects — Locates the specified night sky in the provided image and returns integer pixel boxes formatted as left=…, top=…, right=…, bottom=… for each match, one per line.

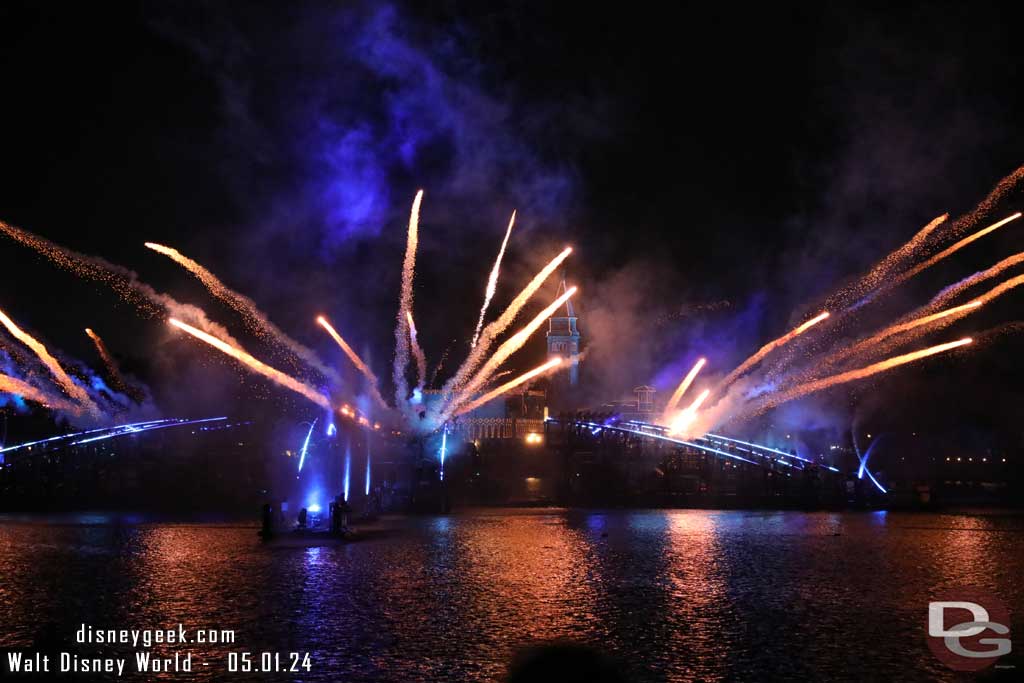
left=2, top=1, right=1023, bottom=445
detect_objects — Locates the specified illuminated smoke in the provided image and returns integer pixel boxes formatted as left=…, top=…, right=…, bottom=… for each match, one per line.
left=0, top=308, right=97, bottom=414
left=453, top=357, right=563, bottom=416
left=168, top=318, right=331, bottom=409
left=715, top=311, right=829, bottom=393
left=145, top=242, right=341, bottom=385
left=0, top=220, right=241, bottom=346
left=393, top=190, right=424, bottom=407
left=0, top=372, right=82, bottom=414
left=316, top=315, right=388, bottom=409
left=440, top=246, right=572, bottom=398
left=84, top=327, right=128, bottom=393
left=444, top=286, right=577, bottom=419
left=668, top=388, right=710, bottom=436
left=765, top=338, right=973, bottom=409
left=663, top=357, right=706, bottom=419
left=471, top=211, right=516, bottom=348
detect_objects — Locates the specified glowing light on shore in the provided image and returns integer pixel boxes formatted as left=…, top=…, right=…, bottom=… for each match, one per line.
left=298, top=419, right=317, bottom=473
left=0, top=308, right=96, bottom=413
left=316, top=315, right=388, bottom=409
left=168, top=318, right=331, bottom=409
left=343, top=441, right=351, bottom=502
left=365, top=443, right=371, bottom=497
left=663, top=357, right=706, bottom=418
left=471, top=211, right=516, bottom=348
left=439, top=425, right=448, bottom=481
left=454, top=357, right=564, bottom=416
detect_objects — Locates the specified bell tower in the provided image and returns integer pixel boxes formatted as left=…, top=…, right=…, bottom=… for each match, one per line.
left=546, top=275, right=581, bottom=386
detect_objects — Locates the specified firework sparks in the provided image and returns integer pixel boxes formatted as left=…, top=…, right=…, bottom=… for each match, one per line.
left=0, top=220, right=241, bottom=345
left=0, top=308, right=97, bottom=413
left=145, top=242, right=341, bottom=385
left=853, top=213, right=1021, bottom=310
left=453, top=357, right=563, bottom=416
left=440, top=246, right=573, bottom=398
left=667, top=388, right=711, bottom=436
left=444, top=286, right=577, bottom=419
left=715, top=311, right=829, bottom=393
left=831, top=214, right=948, bottom=308
left=766, top=338, right=973, bottom=408
left=821, top=300, right=982, bottom=370
left=316, top=315, right=388, bottom=409
left=168, top=318, right=331, bottom=409
left=0, top=372, right=82, bottom=414
left=663, top=357, right=706, bottom=419
left=393, top=190, right=424, bottom=408
left=84, top=327, right=127, bottom=393
left=406, top=310, right=428, bottom=393
left=927, top=251, right=1024, bottom=312
left=471, top=211, right=516, bottom=348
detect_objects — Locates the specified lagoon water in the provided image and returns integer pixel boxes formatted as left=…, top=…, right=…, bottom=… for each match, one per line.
left=1, top=509, right=1022, bottom=681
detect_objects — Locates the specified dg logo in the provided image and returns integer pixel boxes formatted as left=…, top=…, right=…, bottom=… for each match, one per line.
left=927, top=587, right=1012, bottom=672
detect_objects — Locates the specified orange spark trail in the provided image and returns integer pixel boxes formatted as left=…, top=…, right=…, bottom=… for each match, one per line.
left=0, top=308, right=96, bottom=412
left=768, top=338, right=973, bottom=408
left=145, top=242, right=340, bottom=384
left=897, top=213, right=1021, bottom=285
left=0, top=220, right=241, bottom=345
left=927, top=251, right=1024, bottom=312
left=169, top=318, right=331, bottom=409
left=716, top=311, right=830, bottom=392
left=668, top=388, right=711, bottom=436
left=85, top=327, right=127, bottom=392
left=663, top=357, right=706, bottom=418
left=316, top=316, right=388, bottom=410
left=818, top=301, right=981, bottom=372
left=832, top=214, right=948, bottom=307
left=444, top=286, right=577, bottom=418
left=393, top=190, right=424, bottom=407
left=942, top=164, right=1024, bottom=240
left=471, top=211, right=516, bottom=348
left=441, top=246, right=572, bottom=398
left=453, top=357, right=563, bottom=416
left=0, top=373, right=82, bottom=414
left=406, top=311, right=427, bottom=392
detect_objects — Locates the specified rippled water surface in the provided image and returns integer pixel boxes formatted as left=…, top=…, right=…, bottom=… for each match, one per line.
left=1, top=509, right=1022, bottom=681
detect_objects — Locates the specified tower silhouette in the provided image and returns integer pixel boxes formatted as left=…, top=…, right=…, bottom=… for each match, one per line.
left=546, top=275, right=581, bottom=387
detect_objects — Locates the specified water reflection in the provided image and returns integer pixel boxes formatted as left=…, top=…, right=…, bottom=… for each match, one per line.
left=0, top=510, right=1021, bottom=681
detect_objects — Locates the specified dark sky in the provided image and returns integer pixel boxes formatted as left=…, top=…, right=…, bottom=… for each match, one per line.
left=1, top=1, right=1023, bottom=439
